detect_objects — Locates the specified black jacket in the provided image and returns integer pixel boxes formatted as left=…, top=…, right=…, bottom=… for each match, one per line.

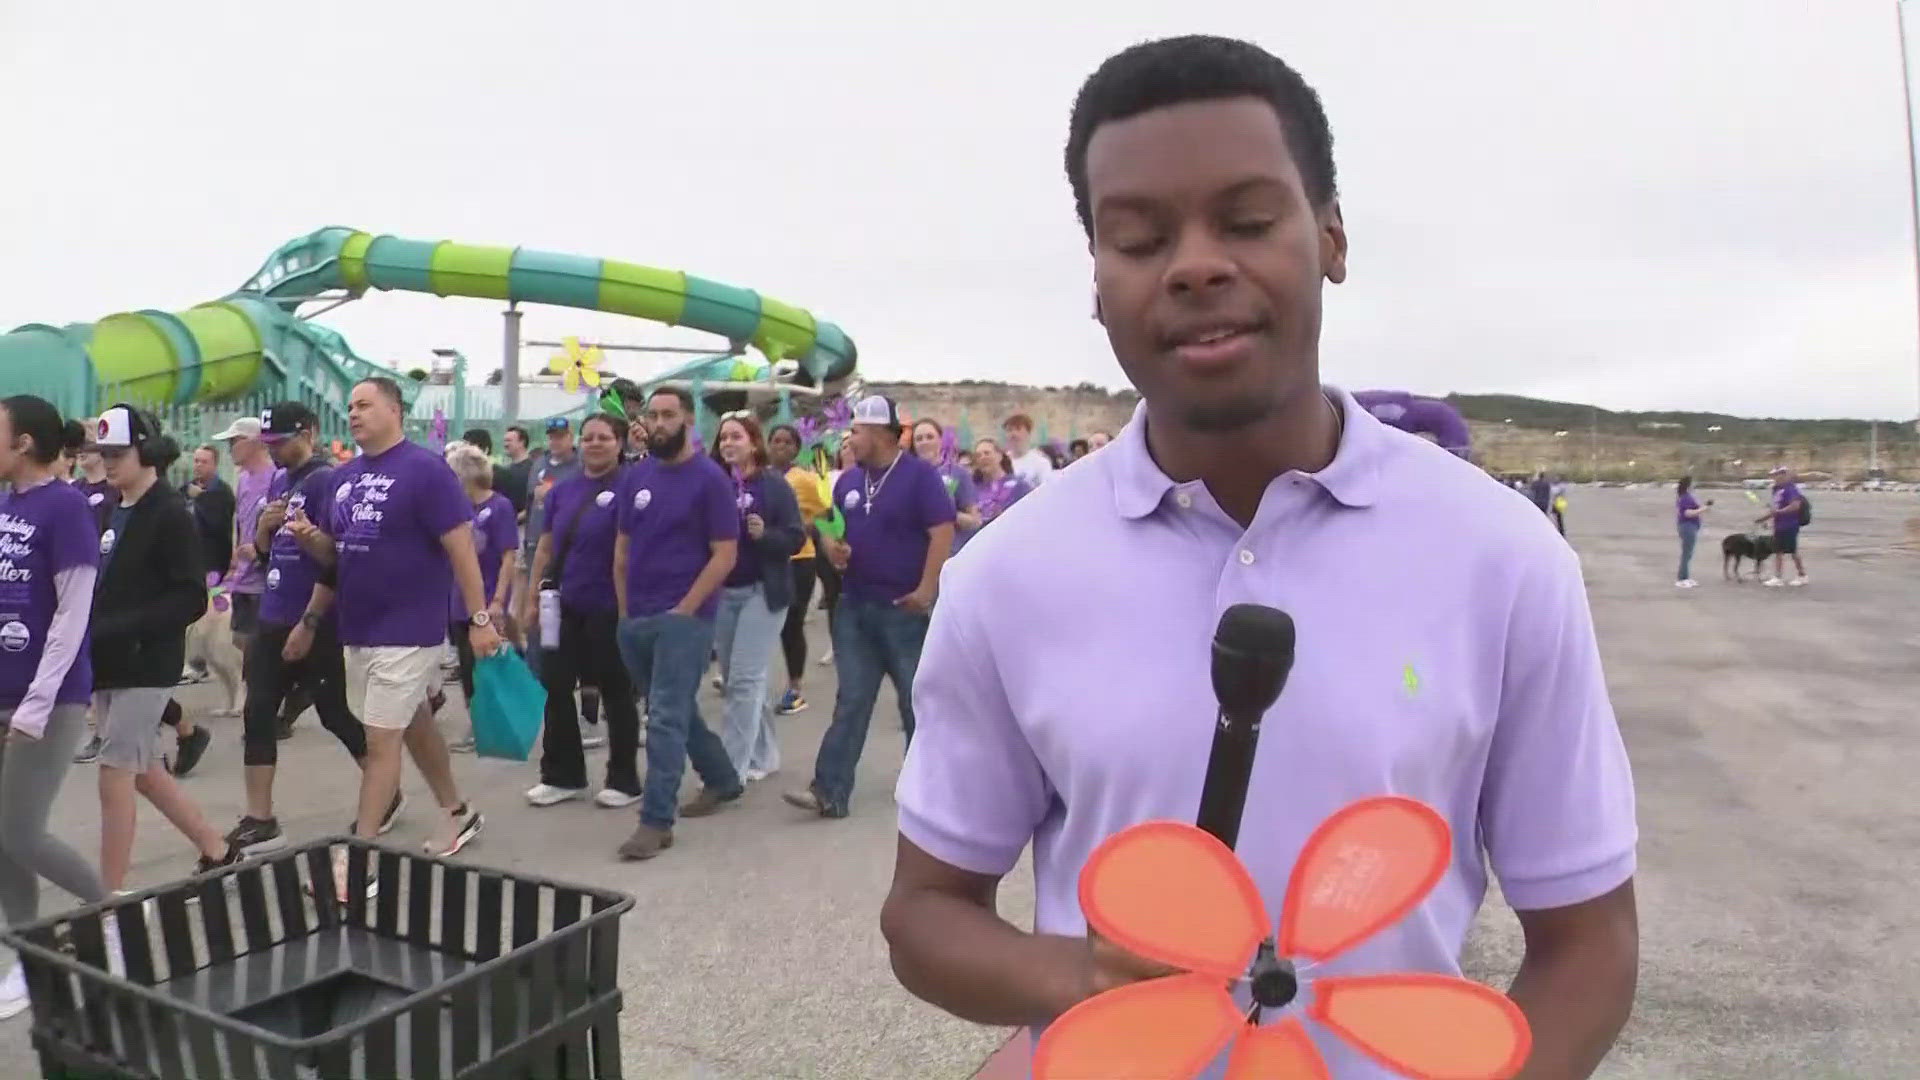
left=184, top=475, right=234, bottom=576
left=743, top=470, right=805, bottom=612
left=92, top=482, right=208, bottom=690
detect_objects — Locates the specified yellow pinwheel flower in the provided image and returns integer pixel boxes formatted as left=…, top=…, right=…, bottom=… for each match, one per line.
left=547, top=336, right=604, bottom=394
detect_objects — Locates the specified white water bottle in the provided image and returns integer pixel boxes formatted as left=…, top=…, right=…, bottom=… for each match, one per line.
left=538, top=588, right=562, bottom=650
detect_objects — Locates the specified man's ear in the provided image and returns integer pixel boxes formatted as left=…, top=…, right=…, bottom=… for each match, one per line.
left=1321, top=200, right=1348, bottom=285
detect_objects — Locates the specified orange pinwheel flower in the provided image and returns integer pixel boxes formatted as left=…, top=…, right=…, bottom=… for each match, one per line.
left=1032, top=796, right=1531, bottom=1080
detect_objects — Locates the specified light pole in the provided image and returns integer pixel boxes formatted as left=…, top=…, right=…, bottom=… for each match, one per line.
left=501, top=303, right=522, bottom=426
left=1897, top=1, right=1920, bottom=422
left=431, top=348, right=468, bottom=432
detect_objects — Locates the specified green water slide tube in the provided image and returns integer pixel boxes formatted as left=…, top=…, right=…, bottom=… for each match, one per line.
left=0, top=226, right=857, bottom=417
left=244, top=227, right=858, bottom=388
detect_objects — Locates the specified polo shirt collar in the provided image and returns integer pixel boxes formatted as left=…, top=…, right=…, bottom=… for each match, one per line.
left=1110, top=386, right=1386, bottom=521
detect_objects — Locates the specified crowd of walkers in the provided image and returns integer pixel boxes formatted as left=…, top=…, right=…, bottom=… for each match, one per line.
left=0, top=379, right=1106, bottom=1016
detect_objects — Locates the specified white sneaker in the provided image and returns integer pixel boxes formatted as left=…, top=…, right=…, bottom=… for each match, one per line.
left=817, top=649, right=833, bottom=666
left=593, top=788, right=641, bottom=809
left=1763, top=577, right=1784, bottom=588
left=1675, top=579, right=1697, bottom=589
left=0, top=964, right=27, bottom=1020
left=744, top=767, right=778, bottom=783
left=1789, top=577, right=1808, bottom=587
left=524, top=783, right=587, bottom=807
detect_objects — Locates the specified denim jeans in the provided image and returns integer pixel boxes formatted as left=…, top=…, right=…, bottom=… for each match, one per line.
left=617, top=612, right=740, bottom=830
left=809, top=597, right=929, bottom=814
left=1678, top=522, right=1700, bottom=581
left=713, top=584, right=786, bottom=777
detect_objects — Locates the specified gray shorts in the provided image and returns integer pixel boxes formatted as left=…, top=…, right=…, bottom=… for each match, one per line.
left=92, top=688, right=173, bottom=772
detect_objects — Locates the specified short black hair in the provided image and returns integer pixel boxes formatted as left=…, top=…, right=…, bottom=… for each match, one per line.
left=462, top=428, right=493, bottom=454
left=1, top=396, right=66, bottom=465
left=648, top=386, right=695, bottom=414
left=505, top=424, right=530, bottom=446
left=355, top=376, right=408, bottom=413
left=1065, top=35, right=1338, bottom=235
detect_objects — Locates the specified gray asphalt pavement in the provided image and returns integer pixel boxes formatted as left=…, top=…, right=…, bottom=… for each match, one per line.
left=2, top=486, right=1916, bottom=1078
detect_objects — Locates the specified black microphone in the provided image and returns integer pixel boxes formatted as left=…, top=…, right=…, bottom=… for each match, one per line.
left=1194, top=604, right=1297, bottom=850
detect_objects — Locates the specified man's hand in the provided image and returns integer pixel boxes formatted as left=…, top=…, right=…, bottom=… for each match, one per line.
left=827, top=537, right=851, bottom=571
left=469, top=620, right=504, bottom=658
left=259, top=498, right=289, bottom=536
left=745, top=513, right=765, bottom=540
left=285, top=507, right=319, bottom=541
left=895, top=586, right=935, bottom=615
left=186, top=481, right=205, bottom=498
left=283, top=623, right=314, bottom=662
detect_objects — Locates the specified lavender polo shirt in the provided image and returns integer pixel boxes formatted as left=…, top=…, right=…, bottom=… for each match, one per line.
left=897, top=391, right=1637, bottom=1078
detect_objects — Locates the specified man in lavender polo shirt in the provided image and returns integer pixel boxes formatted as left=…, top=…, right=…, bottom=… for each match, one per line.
left=1756, top=465, right=1808, bottom=587
left=881, top=37, right=1638, bottom=1079
left=785, top=395, right=954, bottom=819
left=612, top=387, right=742, bottom=861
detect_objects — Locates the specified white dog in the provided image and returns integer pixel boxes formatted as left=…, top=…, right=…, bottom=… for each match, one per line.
left=183, top=600, right=244, bottom=716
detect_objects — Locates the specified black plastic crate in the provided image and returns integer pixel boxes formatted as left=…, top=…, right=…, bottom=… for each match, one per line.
left=1, top=836, right=633, bottom=1079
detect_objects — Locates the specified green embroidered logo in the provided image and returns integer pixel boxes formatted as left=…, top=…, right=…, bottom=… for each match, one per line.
left=1402, top=663, right=1420, bottom=697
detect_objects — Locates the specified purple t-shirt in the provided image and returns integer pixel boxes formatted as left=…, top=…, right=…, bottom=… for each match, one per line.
left=328, top=440, right=473, bottom=647
left=834, top=453, right=956, bottom=604
left=1772, top=483, right=1803, bottom=535
left=722, top=470, right=782, bottom=589
left=229, top=463, right=274, bottom=594
left=71, top=477, right=112, bottom=513
left=617, top=454, right=736, bottom=620
left=898, top=394, right=1637, bottom=1079
left=0, top=481, right=97, bottom=709
left=539, top=470, right=624, bottom=614
left=955, top=473, right=1032, bottom=555
left=1676, top=491, right=1701, bottom=527
left=936, top=462, right=977, bottom=512
left=260, top=459, right=338, bottom=628
left=451, top=492, right=520, bottom=621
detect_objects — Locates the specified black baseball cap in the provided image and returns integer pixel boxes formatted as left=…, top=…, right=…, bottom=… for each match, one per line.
left=260, top=401, right=318, bottom=442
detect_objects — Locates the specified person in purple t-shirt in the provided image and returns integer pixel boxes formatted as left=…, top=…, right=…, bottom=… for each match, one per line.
left=285, top=377, right=498, bottom=867
left=954, top=438, right=1032, bottom=555
left=224, top=402, right=374, bottom=857
left=1673, top=476, right=1710, bottom=588
left=911, top=419, right=981, bottom=555
left=0, top=396, right=108, bottom=1013
left=881, top=39, right=1638, bottom=1080
left=612, top=387, right=742, bottom=860
left=785, top=395, right=955, bottom=819
left=214, top=415, right=276, bottom=679
left=518, top=415, right=643, bottom=809
left=1755, top=465, right=1808, bottom=587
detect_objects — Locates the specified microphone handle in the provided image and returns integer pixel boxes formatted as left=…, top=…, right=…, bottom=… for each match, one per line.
left=1195, top=708, right=1261, bottom=850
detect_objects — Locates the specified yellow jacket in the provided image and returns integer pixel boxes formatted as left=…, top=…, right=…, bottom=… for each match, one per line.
left=786, top=466, right=829, bottom=560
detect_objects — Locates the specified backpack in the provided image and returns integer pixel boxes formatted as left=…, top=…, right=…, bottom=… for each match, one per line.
left=1797, top=494, right=1812, bottom=527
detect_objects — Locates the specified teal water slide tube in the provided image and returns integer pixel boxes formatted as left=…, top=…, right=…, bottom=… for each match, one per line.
left=0, top=226, right=858, bottom=419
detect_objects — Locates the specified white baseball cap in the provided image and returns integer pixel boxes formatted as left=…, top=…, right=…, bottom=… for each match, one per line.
left=213, top=416, right=264, bottom=441
left=94, top=405, right=154, bottom=450
left=850, top=395, right=901, bottom=428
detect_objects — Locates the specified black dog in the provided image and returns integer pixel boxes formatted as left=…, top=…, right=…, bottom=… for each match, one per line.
left=1722, top=533, right=1777, bottom=581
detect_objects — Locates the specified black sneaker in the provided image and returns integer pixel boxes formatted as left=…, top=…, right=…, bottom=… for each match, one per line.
left=195, top=842, right=244, bottom=876
left=225, top=816, right=286, bottom=856
left=170, top=727, right=211, bottom=778
left=347, top=790, right=406, bottom=837
left=72, top=735, right=101, bottom=765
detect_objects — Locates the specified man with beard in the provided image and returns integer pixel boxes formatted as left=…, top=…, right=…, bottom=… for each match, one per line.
left=880, top=36, right=1637, bottom=1079
left=612, top=387, right=742, bottom=860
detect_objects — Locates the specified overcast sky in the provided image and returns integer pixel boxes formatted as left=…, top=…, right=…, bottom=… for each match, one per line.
left=5, top=0, right=1919, bottom=419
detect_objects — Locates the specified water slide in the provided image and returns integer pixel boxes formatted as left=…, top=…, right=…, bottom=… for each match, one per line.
left=0, top=226, right=858, bottom=425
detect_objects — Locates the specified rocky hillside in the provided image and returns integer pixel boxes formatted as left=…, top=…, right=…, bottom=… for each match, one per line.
left=868, top=381, right=1918, bottom=482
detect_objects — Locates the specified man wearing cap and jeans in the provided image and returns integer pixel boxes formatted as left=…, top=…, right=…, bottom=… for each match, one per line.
left=213, top=415, right=275, bottom=683
left=786, top=395, right=954, bottom=819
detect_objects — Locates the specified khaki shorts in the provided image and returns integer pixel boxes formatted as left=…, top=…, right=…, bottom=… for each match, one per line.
left=346, top=646, right=443, bottom=731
